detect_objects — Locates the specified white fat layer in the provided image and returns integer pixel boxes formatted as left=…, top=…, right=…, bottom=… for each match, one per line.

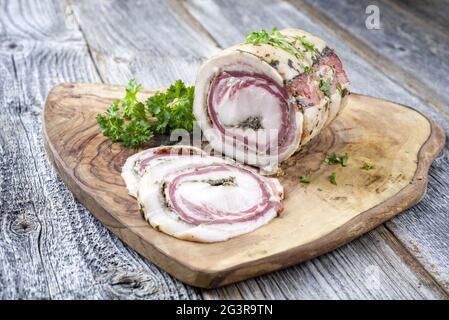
left=217, top=82, right=283, bottom=132
left=171, top=168, right=263, bottom=214
left=121, top=145, right=204, bottom=197
left=194, top=51, right=300, bottom=173
left=194, top=28, right=348, bottom=174
left=324, top=90, right=343, bottom=127
left=336, top=82, right=350, bottom=117
left=214, top=78, right=284, bottom=151
left=301, top=97, right=330, bottom=146
left=281, top=28, right=327, bottom=52
left=137, top=157, right=282, bottom=242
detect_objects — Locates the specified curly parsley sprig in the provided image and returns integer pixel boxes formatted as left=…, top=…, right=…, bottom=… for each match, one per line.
left=245, top=27, right=316, bottom=60
left=96, top=79, right=195, bottom=148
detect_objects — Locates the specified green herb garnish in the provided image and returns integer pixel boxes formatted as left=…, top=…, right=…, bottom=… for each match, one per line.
left=206, top=176, right=236, bottom=187
left=341, top=153, right=349, bottom=167
left=336, top=83, right=343, bottom=97
left=320, top=78, right=332, bottom=97
left=361, top=162, right=375, bottom=171
left=317, top=188, right=323, bottom=192
left=96, top=79, right=194, bottom=147
left=325, top=152, right=349, bottom=167
left=329, top=172, right=337, bottom=185
left=303, top=66, right=312, bottom=73
left=297, top=35, right=316, bottom=52
left=147, top=80, right=195, bottom=134
left=299, top=176, right=311, bottom=184
left=246, top=28, right=303, bottom=60
left=96, top=80, right=152, bottom=147
left=240, top=116, right=263, bottom=130
left=245, top=28, right=316, bottom=61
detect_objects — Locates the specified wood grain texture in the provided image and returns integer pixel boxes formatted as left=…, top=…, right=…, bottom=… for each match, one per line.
left=71, top=0, right=219, bottom=87
left=0, top=0, right=199, bottom=299
left=57, top=0, right=449, bottom=297
left=43, top=82, right=444, bottom=289
left=202, top=225, right=447, bottom=299
left=67, top=0, right=444, bottom=298
left=292, top=0, right=449, bottom=119
left=393, top=0, right=449, bottom=37
left=2, top=0, right=449, bottom=299
left=287, top=0, right=449, bottom=293
left=183, top=0, right=449, bottom=297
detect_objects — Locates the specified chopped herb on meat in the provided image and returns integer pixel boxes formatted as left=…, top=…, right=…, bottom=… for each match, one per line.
left=336, top=83, right=343, bottom=97
left=240, top=116, right=263, bottom=130
left=303, top=66, right=312, bottom=73
left=341, top=153, right=349, bottom=167
left=297, top=35, right=316, bottom=53
left=205, top=177, right=237, bottom=186
left=245, top=28, right=309, bottom=60
left=320, top=78, right=332, bottom=97
left=269, top=59, right=280, bottom=68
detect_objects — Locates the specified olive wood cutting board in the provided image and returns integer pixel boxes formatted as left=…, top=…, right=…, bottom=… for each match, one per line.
left=43, top=83, right=445, bottom=288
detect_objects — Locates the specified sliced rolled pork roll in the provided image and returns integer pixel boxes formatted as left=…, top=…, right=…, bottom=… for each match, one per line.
left=122, top=145, right=205, bottom=197
left=194, top=28, right=350, bottom=174
left=132, top=147, right=284, bottom=242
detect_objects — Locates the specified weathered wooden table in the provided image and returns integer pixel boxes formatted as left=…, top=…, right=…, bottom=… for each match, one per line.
left=1, top=0, right=448, bottom=299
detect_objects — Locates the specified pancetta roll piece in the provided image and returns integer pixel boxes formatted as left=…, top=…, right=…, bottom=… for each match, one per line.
left=194, top=28, right=350, bottom=174
left=134, top=149, right=283, bottom=242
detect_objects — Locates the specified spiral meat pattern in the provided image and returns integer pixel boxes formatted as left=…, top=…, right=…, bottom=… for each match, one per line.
left=194, top=28, right=350, bottom=174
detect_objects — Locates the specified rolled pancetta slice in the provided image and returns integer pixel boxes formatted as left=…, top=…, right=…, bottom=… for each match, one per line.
left=137, top=154, right=284, bottom=242
left=194, top=28, right=350, bottom=174
left=122, top=145, right=205, bottom=197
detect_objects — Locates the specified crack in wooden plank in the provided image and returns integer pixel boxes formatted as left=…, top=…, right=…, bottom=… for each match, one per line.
left=64, top=0, right=105, bottom=83
left=174, top=0, right=222, bottom=49
left=381, top=225, right=449, bottom=298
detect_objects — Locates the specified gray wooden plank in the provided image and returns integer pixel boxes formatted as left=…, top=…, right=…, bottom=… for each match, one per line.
left=0, top=0, right=199, bottom=299
left=387, top=0, right=449, bottom=38
left=183, top=0, right=449, bottom=298
left=294, top=0, right=449, bottom=118
left=385, top=145, right=449, bottom=291
left=202, top=226, right=447, bottom=299
left=72, top=0, right=219, bottom=87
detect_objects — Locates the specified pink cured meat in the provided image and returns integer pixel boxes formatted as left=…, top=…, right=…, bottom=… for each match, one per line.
left=194, top=28, right=350, bottom=174
left=134, top=149, right=285, bottom=242
left=164, top=164, right=283, bottom=225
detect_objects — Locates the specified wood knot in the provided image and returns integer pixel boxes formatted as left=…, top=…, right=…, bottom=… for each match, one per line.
left=18, top=220, right=32, bottom=230
left=99, top=270, right=160, bottom=299
left=1, top=40, right=24, bottom=53
left=111, top=275, right=144, bottom=290
left=11, top=214, right=39, bottom=235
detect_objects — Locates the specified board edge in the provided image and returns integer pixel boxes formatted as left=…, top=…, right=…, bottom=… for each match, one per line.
left=42, top=84, right=446, bottom=288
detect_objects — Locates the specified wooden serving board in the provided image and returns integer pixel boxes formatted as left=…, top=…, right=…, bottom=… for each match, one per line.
left=43, top=83, right=445, bottom=288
